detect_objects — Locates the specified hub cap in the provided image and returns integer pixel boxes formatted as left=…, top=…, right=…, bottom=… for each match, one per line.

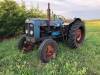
left=46, top=45, right=55, bottom=59
left=23, top=41, right=33, bottom=52
left=75, top=29, right=82, bottom=43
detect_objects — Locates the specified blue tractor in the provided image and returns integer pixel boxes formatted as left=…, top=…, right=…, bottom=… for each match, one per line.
left=18, top=3, right=85, bottom=63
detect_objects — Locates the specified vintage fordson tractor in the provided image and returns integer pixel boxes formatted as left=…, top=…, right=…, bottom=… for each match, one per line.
left=18, top=3, right=85, bottom=63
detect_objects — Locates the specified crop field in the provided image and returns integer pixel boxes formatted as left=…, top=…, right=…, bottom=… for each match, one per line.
left=0, top=21, right=100, bottom=75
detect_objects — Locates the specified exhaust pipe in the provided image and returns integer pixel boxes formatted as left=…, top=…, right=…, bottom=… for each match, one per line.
left=47, top=3, right=51, bottom=29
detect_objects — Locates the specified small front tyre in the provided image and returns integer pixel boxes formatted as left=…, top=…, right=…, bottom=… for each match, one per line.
left=18, top=36, right=34, bottom=52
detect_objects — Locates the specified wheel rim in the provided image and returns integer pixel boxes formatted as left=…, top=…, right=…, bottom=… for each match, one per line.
left=75, top=29, right=82, bottom=43
left=23, top=41, right=33, bottom=51
left=46, top=45, right=55, bottom=59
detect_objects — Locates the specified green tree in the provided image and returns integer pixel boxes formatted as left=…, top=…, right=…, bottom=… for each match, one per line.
left=0, top=0, right=26, bottom=36
left=0, top=0, right=47, bottom=37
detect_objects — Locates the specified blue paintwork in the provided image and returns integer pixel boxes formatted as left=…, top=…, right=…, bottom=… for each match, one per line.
left=31, top=19, right=48, bottom=40
left=26, top=18, right=64, bottom=26
left=33, top=20, right=40, bottom=40
left=53, top=18, right=64, bottom=27
left=51, top=31, right=61, bottom=37
left=25, top=18, right=64, bottom=39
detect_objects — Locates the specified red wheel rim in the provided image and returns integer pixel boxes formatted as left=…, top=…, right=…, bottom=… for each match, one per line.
left=46, top=45, right=55, bottom=59
left=23, top=41, right=33, bottom=51
left=75, top=29, right=82, bottom=43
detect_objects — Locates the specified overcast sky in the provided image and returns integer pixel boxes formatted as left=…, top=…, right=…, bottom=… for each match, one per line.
left=16, top=0, right=100, bottom=19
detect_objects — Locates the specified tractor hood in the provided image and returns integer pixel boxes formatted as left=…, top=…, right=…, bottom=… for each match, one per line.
left=25, top=18, right=49, bottom=26
left=25, top=18, right=65, bottom=27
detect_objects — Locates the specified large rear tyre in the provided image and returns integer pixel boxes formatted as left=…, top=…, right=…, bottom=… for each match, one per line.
left=67, top=18, right=85, bottom=48
left=18, top=36, right=34, bottom=52
left=39, top=39, right=58, bottom=63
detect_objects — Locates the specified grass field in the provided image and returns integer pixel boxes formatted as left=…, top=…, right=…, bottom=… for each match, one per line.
left=0, top=21, right=100, bottom=75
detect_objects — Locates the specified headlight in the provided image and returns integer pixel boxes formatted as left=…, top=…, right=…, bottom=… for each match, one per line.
left=25, top=30, right=28, bottom=34
left=30, top=30, right=33, bottom=35
left=57, top=24, right=60, bottom=27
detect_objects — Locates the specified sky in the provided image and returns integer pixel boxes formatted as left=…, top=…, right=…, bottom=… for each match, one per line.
left=16, top=0, right=100, bottom=19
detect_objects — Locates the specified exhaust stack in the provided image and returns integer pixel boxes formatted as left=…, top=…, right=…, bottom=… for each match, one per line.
left=47, top=3, right=51, bottom=26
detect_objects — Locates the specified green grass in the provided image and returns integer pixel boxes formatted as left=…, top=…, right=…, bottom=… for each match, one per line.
left=0, top=21, right=100, bottom=75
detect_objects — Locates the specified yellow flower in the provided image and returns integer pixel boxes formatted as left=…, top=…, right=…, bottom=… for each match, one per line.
left=17, top=65, right=20, bottom=69
left=22, top=65, right=25, bottom=67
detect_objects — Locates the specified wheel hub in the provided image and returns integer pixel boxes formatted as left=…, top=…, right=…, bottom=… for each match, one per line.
left=23, top=41, right=33, bottom=52
left=75, top=29, right=82, bottom=43
left=46, top=45, right=55, bottom=59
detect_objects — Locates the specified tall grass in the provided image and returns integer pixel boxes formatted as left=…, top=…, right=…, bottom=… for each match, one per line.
left=0, top=21, right=100, bottom=75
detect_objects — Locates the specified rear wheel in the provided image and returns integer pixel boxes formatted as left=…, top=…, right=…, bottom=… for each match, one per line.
left=39, top=39, right=58, bottom=63
left=67, top=18, right=85, bottom=48
left=18, top=36, right=34, bottom=52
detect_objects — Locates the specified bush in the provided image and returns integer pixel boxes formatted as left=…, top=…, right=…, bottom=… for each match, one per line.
left=0, top=0, right=27, bottom=36
left=0, top=0, right=47, bottom=37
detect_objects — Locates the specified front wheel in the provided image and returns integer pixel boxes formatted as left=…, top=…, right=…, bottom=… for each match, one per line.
left=39, top=39, right=58, bottom=63
left=18, top=36, right=34, bottom=52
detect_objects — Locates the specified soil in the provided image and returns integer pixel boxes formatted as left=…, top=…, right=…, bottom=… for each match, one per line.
left=0, top=35, right=16, bottom=42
